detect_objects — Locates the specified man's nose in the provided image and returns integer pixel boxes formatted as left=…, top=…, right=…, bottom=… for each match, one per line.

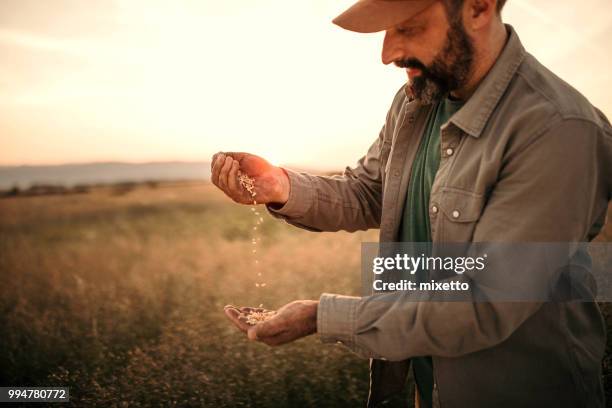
left=381, top=30, right=406, bottom=65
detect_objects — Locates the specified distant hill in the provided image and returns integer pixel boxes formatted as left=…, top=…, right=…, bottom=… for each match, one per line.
left=0, top=162, right=211, bottom=189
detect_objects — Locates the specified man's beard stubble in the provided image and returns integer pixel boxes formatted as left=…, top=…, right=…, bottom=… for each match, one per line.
left=397, top=18, right=475, bottom=105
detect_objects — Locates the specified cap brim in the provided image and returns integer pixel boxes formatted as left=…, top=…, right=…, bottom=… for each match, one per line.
left=332, top=0, right=437, bottom=33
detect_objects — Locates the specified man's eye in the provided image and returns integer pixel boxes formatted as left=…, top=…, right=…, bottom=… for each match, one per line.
left=397, top=26, right=416, bottom=36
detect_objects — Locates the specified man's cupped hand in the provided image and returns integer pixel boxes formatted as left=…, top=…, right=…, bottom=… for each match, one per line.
left=224, top=300, right=318, bottom=346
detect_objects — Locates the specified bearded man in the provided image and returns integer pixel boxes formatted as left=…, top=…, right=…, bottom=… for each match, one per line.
left=212, top=0, right=612, bottom=406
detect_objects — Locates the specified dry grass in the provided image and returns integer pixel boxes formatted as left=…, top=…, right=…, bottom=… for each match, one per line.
left=0, top=182, right=387, bottom=406
left=0, top=182, right=609, bottom=407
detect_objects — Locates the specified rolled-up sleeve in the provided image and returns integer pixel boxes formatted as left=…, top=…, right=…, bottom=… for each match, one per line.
left=318, top=293, right=358, bottom=345
left=317, top=293, right=380, bottom=359
left=266, top=168, right=315, bottom=219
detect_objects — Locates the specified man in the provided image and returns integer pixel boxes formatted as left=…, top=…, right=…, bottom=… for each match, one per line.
left=212, top=0, right=612, bottom=406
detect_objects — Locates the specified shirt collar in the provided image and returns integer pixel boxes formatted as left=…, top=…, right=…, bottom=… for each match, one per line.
left=450, top=24, right=526, bottom=138
left=404, top=24, right=526, bottom=138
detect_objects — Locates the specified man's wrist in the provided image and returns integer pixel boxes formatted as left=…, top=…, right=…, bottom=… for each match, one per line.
left=270, top=166, right=290, bottom=206
left=308, top=300, right=318, bottom=334
left=265, top=168, right=313, bottom=218
left=267, top=167, right=291, bottom=210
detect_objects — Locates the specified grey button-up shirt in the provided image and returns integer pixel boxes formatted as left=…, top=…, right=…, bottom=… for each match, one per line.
left=267, top=25, right=611, bottom=408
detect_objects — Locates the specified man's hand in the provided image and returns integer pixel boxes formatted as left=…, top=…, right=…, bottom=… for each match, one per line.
left=210, top=152, right=290, bottom=205
left=224, top=300, right=318, bottom=346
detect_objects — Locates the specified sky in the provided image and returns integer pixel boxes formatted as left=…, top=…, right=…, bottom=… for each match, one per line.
left=1, top=0, right=611, bottom=169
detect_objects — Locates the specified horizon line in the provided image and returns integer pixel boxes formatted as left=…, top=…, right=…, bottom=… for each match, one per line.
left=0, top=159, right=338, bottom=172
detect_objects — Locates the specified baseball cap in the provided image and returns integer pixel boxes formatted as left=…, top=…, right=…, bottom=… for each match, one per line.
left=333, top=0, right=437, bottom=33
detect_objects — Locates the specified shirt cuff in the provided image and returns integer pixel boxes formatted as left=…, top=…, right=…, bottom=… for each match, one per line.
left=265, top=168, right=314, bottom=219
left=317, top=293, right=360, bottom=347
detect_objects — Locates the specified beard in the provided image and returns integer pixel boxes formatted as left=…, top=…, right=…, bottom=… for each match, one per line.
left=397, top=18, right=475, bottom=105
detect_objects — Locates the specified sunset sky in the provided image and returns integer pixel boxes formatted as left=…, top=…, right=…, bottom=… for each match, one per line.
left=1, top=0, right=611, bottom=169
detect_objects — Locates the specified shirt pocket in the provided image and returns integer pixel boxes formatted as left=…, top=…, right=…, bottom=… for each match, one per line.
left=434, top=188, right=486, bottom=242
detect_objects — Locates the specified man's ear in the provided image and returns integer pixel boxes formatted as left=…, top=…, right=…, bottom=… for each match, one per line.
left=462, top=0, right=497, bottom=30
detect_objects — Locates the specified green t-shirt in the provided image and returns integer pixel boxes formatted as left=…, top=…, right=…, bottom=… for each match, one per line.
left=398, top=96, right=464, bottom=408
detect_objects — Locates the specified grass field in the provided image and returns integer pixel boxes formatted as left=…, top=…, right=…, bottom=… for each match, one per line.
left=0, top=182, right=610, bottom=406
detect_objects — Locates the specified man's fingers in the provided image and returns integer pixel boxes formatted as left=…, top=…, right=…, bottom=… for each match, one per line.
left=217, top=156, right=233, bottom=191
left=211, top=153, right=226, bottom=186
left=227, top=161, right=243, bottom=201
left=225, top=152, right=247, bottom=163
left=211, top=152, right=219, bottom=173
left=224, top=306, right=251, bottom=333
left=225, top=304, right=283, bottom=342
left=247, top=323, right=296, bottom=346
left=255, top=330, right=295, bottom=346
left=248, top=316, right=286, bottom=340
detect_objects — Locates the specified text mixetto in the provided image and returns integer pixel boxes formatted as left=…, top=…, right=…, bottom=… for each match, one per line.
left=373, top=279, right=470, bottom=292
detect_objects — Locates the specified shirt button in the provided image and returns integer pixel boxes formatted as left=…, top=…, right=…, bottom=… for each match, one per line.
left=446, top=148, right=454, bottom=156
left=394, top=170, right=400, bottom=177
left=336, top=341, right=343, bottom=345
left=408, top=116, right=415, bottom=124
left=431, top=205, right=439, bottom=214
left=452, top=210, right=460, bottom=219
